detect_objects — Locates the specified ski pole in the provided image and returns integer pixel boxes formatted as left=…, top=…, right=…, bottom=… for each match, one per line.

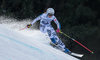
left=59, top=31, right=94, bottom=54
left=19, top=27, right=27, bottom=31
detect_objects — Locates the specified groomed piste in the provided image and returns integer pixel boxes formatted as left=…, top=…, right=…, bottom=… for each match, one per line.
left=0, top=17, right=79, bottom=60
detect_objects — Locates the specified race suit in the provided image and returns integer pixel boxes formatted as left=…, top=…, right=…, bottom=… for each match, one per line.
left=31, top=13, right=70, bottom=53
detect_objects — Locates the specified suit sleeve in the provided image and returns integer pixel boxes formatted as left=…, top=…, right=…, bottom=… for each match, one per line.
left=53, top=17, right=61, bottom=30
left=31, top=14, right=42, bottom=25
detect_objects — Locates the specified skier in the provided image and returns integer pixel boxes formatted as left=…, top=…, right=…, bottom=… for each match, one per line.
left=27, top=8, right=71, bottom=54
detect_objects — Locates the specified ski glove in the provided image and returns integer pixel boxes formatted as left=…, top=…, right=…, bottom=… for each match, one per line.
left=56, top=29, right=60, bottom=33
left=27, top=24, right=32, bottom=28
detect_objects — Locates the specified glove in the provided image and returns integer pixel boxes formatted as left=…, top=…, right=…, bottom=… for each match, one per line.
left=56, top=29, right=60, bottom=33
left=27, top=24, right=32, bottom=28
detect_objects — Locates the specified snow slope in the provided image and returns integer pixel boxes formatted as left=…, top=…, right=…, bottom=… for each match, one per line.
left=0, top=18, right=79, bottom=60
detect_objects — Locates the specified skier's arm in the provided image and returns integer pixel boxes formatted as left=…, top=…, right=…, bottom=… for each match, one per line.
left=31, top=14, right=42, bottom=25
left=53, top=17, right=61, bottom=30
left=27, top=14, right=42, bottom=28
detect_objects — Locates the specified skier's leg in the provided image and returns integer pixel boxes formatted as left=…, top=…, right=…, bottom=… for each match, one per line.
left=46, top=26, right=71, bottom=53
left=46, top=26, right=59, bottom=44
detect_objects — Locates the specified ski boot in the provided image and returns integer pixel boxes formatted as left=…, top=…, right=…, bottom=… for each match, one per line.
left=64, top=48, right=72, bottom=55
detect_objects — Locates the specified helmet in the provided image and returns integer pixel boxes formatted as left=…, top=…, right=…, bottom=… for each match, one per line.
left=46, top=8, right=55, bottom=15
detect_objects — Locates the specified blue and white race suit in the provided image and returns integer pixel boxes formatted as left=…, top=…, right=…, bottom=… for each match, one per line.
left=31, top=13, right=70, bottom=52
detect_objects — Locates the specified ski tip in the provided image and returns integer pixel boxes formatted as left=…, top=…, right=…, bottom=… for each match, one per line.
left=71, top=52, right=84, bottom=57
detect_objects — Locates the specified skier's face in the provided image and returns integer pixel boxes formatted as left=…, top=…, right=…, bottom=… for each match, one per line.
left=48, top=15, right=52, bottom=18
left=48, top=13, right=53, bottom=18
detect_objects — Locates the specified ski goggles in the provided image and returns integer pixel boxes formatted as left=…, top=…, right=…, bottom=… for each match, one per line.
left=48, top=13, right=54, bottom=16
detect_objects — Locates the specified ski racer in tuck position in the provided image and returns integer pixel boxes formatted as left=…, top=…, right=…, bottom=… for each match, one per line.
left=27, top=8, right=71, bottom=54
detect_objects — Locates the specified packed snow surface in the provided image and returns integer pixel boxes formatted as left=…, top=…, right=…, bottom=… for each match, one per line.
left=0, top=17, right=79, bottom=60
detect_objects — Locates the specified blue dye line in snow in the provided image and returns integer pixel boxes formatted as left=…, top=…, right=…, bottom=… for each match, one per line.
left=0, top=33, right=59, bottom=60
left=0, top=33, right=43, bottom=53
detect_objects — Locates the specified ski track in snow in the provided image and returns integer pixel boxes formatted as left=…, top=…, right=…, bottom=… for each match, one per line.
left=0, top=18, right=79, bottom=60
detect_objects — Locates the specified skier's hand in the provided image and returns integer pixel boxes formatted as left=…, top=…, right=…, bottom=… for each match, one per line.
left=56, top=29, right=60, bottom=33
left=27, top=24, right=32, bottom=28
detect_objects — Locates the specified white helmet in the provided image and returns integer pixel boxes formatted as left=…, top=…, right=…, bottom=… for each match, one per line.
left=46, top=8, right=55, bottom=15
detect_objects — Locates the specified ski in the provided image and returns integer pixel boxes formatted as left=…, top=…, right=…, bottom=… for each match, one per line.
left=50, top=42, right=84, bottom=58
left=70, top=52, right=84, bottom=57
